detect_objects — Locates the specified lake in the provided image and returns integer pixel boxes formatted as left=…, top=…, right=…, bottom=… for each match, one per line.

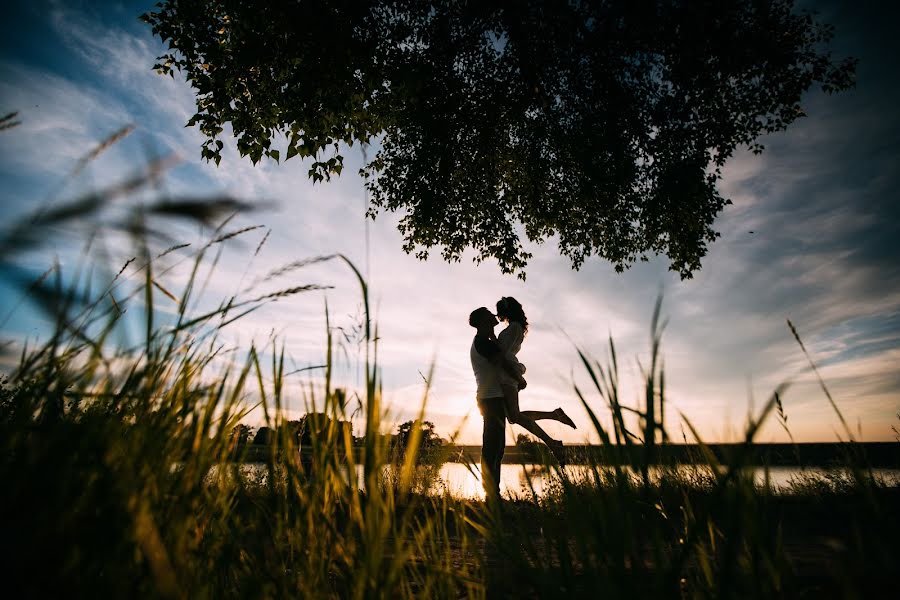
left=230, top=462, right=900, bottom=500
left=429, top=463, right=900, bottom=500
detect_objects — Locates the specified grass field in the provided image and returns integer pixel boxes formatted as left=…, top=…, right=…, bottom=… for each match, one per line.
left=1, top=139, right=897, bottom=598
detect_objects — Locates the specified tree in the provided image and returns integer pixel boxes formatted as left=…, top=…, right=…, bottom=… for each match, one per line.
left=142, top=0, right=855, bottom=278
left=515, top=433, right=540, bottom=461
left=394, top=420, right=442, bottom=451
left=229, top=423, right=252, bottom=450
left=251, top=426, right=273, bottom=446
left=294, top=412, right=352, bottom=446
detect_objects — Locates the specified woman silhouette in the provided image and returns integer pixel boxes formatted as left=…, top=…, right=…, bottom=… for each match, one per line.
left=495, top=296, right=576, bottom=463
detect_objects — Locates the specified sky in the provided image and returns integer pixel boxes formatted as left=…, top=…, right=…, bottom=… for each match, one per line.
left=1, top=0, right=898, bottom=444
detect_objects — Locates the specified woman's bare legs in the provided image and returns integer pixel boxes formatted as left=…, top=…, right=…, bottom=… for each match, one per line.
left=502, top=385, right=566, bottom=462
left=520, top=408, right=577, bottom=429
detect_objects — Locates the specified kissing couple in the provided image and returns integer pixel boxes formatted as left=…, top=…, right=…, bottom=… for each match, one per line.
left=469, top=296, right=576, bottom=497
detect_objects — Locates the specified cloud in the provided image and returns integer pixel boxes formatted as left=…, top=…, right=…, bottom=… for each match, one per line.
left=0, top=61, right=132, bottom=181
left=1, top=0, right=898, bottom=444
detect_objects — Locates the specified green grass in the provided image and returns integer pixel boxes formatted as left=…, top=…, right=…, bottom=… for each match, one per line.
left=0, top=239, right=484, bottom=597
left=1, top=132, right=897, bottom=598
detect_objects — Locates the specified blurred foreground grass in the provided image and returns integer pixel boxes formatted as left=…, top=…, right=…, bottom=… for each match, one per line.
left=0, top=126, right=897, bottom=598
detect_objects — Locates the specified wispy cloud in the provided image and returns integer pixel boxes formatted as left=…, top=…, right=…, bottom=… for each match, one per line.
left=1, top=0, right=897, bottom=443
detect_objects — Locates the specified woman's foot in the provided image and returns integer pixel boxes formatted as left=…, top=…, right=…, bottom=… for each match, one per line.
left=554, top=408, right=577, bottom=429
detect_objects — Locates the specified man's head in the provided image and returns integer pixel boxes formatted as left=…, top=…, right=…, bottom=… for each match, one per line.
left=468, top=307, right=497, bottom=330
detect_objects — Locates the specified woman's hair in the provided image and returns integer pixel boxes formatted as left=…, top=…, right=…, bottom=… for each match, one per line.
left=496, top=296, right=528, bottom=334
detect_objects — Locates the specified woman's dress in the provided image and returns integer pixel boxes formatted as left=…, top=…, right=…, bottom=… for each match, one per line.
left=497, top=321, right=526, bottom=387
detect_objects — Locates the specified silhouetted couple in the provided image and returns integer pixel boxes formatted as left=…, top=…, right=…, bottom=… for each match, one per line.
left=469, top=297, right=576, bottom=497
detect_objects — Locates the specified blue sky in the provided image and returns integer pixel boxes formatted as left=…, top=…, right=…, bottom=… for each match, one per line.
left=1, top=0, right=898, bottom=443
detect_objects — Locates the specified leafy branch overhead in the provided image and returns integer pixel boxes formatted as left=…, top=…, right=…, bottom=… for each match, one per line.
left=142, top=0, right=855, bottom=279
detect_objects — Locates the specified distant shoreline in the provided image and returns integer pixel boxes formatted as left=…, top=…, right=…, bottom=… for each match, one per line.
left=449, top=442, right=900, bottom=467
left=234, top=442, right=900, bottom=468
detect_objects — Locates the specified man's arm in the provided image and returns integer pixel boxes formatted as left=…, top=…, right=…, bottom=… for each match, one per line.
left=474, top=336, right=526, bottom=388
left=493, top=353, right=526, bottom=388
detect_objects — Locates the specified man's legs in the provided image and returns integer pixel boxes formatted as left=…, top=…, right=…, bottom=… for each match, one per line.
left=479, top=396, right=506, bottom=498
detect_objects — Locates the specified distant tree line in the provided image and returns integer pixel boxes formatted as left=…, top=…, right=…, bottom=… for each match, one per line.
left=228, top=413, right=354, bottom=451
left=228, top=416, right=445, bottom=453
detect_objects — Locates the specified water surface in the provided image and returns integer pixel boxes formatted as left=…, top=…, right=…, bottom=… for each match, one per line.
left=231, top=462, right=900, bottom=500
left=434, top=463, right=900, bottom=500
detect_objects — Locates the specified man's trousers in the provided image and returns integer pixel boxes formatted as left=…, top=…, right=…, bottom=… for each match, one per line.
left=477, top=396, right=506, bottom=497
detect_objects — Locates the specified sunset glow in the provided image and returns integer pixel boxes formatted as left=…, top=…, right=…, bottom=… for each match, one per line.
left=2, top=0, right=897, bottom=445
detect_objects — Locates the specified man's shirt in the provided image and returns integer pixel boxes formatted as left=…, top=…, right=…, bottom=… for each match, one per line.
left=471, top=334, right=504, bottom=400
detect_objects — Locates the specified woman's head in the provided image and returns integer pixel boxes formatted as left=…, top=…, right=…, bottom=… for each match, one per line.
left=496, top=296, right=528, bottom=333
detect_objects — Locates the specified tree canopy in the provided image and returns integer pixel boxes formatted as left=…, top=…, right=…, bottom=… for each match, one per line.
left=142, top=0, right=855, bottom=279
left=394, top=420, right=443, bottom=450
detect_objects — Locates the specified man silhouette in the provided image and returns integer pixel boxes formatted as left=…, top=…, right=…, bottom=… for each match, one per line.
left=469, top=307, right=527, bottom=498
